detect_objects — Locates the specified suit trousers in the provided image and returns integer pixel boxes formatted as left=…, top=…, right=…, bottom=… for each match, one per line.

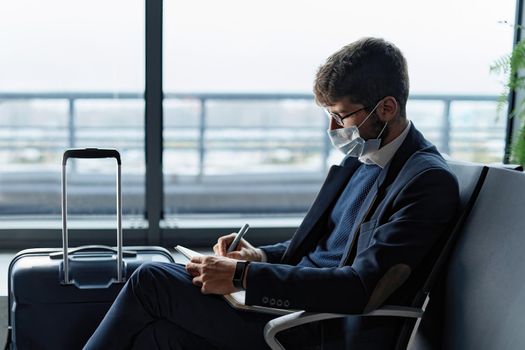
left=82, top=261, right=282, bottom=349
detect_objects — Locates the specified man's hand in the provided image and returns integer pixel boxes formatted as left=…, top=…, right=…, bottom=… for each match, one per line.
left=213, top=233, right=264, bottom=261
left=185, top=255, right=240, bottom=295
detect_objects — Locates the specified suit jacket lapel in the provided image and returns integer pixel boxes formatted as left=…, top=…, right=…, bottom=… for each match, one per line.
left=282, top=161, right=360, bottom=264
left=338, top=123, right=432, bottom=266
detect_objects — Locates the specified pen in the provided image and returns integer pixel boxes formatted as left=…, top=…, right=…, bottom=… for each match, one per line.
left=227, top=223, right=250, bottom=253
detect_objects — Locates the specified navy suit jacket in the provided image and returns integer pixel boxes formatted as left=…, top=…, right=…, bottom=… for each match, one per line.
left=245, top=123, right=459, bottom=347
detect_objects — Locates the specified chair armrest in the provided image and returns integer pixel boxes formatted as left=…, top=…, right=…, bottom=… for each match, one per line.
left=263, top=305, right=424, bottom=350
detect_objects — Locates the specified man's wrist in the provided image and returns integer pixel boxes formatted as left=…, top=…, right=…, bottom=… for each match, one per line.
left=256, top=248, right=267, bottom=262
left=232, top=260, right=250, bottom=290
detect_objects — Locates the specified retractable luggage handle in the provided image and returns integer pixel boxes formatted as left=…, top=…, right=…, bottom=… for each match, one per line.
left=61, top=148, right=123, bottom=284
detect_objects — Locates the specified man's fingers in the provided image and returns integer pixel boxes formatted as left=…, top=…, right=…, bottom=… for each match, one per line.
left=226, top=251, right=241, bottom=260
left=217, top=233, right=237, bottom=256
left=185, top=262, right=200, bottom=276
left=192, top=276, right=211, bottom=294
left=201, top=282, right=211, bottom=294
left=218, top=240, right=227, bottom=256
left=192, top=276, right=203, bottom=287
left=216, top=238, right=226, bottom=256
left=219, top=237, right=232, bottom=255
left=190, top=256, right=204, bottom=263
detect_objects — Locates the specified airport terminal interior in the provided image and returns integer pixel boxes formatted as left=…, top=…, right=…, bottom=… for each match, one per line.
left=2, top=0, right=525, bottom=349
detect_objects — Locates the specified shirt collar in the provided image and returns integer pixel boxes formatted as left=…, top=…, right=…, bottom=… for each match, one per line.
left=359, top=120, right=411, bottom=168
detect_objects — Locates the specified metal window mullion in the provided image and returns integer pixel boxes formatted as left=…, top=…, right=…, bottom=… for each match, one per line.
left=145, top=0, right=163, bottom=245
left=322, top=112, right=330, bottom=173
left=198, top=98, right=206, bottom=180
left=505, top=0, right=525, bottom=163
left=68, top=98, right=76, bottom=172
left=441, top=99, right=451, bottom=155
left=68, top=98, right=76, bottom=149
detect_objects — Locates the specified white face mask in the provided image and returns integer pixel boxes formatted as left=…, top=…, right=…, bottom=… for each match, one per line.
left=327, top=101, right=388, bottom=157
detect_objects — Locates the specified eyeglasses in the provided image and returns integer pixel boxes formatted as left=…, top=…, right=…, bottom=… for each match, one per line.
left=324, top=106, right=369, bottom=127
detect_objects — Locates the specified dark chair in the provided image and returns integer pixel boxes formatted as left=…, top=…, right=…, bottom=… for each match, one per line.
left=413, top=165, right=525, bottom=349
left=264, top=161, right=488, bottom=350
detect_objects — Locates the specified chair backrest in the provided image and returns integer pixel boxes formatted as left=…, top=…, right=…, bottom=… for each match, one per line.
left=421, top=161, right=488, bottom=293
left=440, top=166, right=525, bottom=349
left=402, top=161, right=488, bottom=349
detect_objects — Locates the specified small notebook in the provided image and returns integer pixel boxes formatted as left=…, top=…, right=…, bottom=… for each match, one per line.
left=174, top=245, right=296, bottom=315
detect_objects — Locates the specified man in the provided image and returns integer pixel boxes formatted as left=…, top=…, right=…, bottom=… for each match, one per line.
left=84, top=37, right=459, bottom=349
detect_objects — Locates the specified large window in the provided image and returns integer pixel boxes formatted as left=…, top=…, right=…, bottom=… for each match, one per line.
left=0, top=0, right=145, bottom=219
left=0, top=0, right=519, bottom=245
left=163, top=97, right=327, bottom=216
left=163, top=0, right=515, bottom=218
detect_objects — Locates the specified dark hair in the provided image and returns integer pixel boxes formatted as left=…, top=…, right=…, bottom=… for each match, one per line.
left=313, top=37, right=409, bottom=117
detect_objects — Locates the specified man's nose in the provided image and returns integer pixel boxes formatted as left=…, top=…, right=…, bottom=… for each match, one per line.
left=329, top=117, right=342, bottom=130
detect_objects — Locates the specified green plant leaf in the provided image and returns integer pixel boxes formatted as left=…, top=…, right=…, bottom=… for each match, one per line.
left=492, top=32, right=525, bottom=167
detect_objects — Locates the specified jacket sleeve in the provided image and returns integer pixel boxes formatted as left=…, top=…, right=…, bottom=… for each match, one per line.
left=245, top=167, right=459, bottom=314
left=258, top=240, right=291, bottom=264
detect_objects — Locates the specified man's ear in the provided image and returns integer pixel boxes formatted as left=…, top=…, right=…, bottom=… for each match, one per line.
left=377, top=96, right=398, bottom=122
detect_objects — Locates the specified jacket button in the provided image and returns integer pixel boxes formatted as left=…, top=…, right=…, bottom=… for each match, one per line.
left=262, top=296, right=269, bottom=304
left=284, top=300, right=290, bottom=307
left=276, top=299, right=283, bottom=307
left=270, top=298, right=276, bottom=306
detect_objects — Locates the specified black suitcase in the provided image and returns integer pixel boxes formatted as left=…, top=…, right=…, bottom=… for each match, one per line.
left=6, top=149, right=175, bottom=350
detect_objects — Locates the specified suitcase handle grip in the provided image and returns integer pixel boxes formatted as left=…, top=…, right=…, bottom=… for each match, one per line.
left=63, top=148, right=121, bottom=165
left=49, top=246, right=137, bottom=259
left=61, top=148, right=123, bottom=284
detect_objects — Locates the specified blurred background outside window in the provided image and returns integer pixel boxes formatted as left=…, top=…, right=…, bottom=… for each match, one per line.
left=162, top=0, right=514, bottom=218
left=0, top=0, right=516, bottom=224
left=0, top=0, right=145, bottom=222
